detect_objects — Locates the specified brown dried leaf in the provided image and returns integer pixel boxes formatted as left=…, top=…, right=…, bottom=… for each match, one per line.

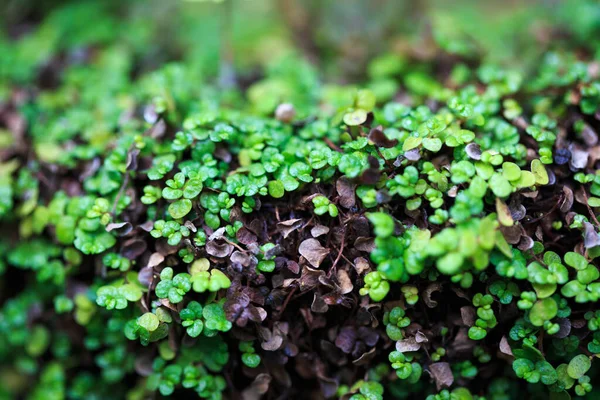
left=560, top=186, right=574, bottom=212
left=465, top=143, right=481, bottom=160
left=231, top=250, right=256, bottom=267
left=336, top=269, right=353, bottom=294
left=423, top=283, right=443, bottom=308
left=138, top=267, right=154, bottom=288
left=106, top=222, right=133, bottom=236
left=242, top=374, right=272, bottom=400
left=259, top=326, right=284, bottom=351
left=352, top=347, right=376, bottom=366
left=500, top=225, right=522, bottom=245
left=336, top=177, right=356, bottom=209
left=354, top=237, right=375, bottom=252
left=311, top=293, right=329, bottom=313
left=396, top=337, right=421, bottom=353
left=146, top=252, right=165, bottom=269
left=554, top=318, right=572, bottom=339
left=277, top=219, right=303, bottom=239
left=311, top=225, right=330, bottom=238
left=499, top=336, right=513, bottom=356
left=429, top=362, right=454, bottom=391
left=368, top=126, right=398, bottom=148
left=321, top=340, right=348, bottom=366
left=236, top=227, right=258, bottom=245
left=415, top=330, right=428, bottom=343
left=206, top=240, right=233, bottom=258
left=517, top=235, right=534, bottom=251
left=460, top=306, right=476, bottom=326
left=353, top=257, right=371, bottom=275
left=299, top=239, right=329, bottom=268
left=121, top=238, right=147, bottom=259
left=569, top=145, right=589, bottom=170
left=404, top=148, right=421, bottom=161
left=583, top=222, right=600, bottom=249
left=335, top=327, right=356, bottom=354
left=298, top=266, right=325, bottom=291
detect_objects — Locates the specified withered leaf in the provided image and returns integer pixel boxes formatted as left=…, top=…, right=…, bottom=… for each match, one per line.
left=354, top=237, right=375, bottom=252
left=404, top=148, right=421, bottom=161
left=236, top=227, right=258, bottom=245
left=509, top=200, right=526, bottom=221
left=517, top=235, right=534, bottom=251
left=465, top=143, right=481, bottom=160
left=138, top=267, right=154, bottom=287
left=336, top=269, right=353, bottom=294
left=336, top=177, right=356, bottom=209
left=368, top=126, right=398, bottom=148
left=286, top=260, right=300, bottom=274
left=242, top=374, right=272, bottom=400
left=423, top=283, right=443, bottom=308
left=259, top=326, right=284, bottom=351
left=121, top=238, right=147, bottom=259
left=146, top=252, right=165, bottom=268
left=231, top=250, right=256, bottom=267
left=460, top=306, right=476, bottom=326
left=500, top=225, right=522, bottom=245
left=126, top=149, right=140, bottom=171
left=321, top=340, right=347, bottom=366
left=311, top=293, right=329, bottom=313
left=335, top=327, right=356, bottom=354
left=415, top=330, right=428, bottom=343
left=311, top=225, right=330, bottom=238
left=277, top=219, right=303, bottom=239
left=558, top=174, right=574, bottom=202
left=353, top=257, right=371, bottom=275
left=299, top=239, right=329, bottom=268
left=429, top=362, right=454, bottom=391
left=106, top=221, right=133, bottom=236
left=206, top=240, right=233, bottom=258
left=554, top=318, right=572, bottom=339
left=569, top=146, right=589, bottom=170
left=499, top=335, right=513, bottom=356
left=396, top=337, right=421, bottom=353
left=583, top=222, right=600, bottom=249
left=352, top=347, right=376, bottom=366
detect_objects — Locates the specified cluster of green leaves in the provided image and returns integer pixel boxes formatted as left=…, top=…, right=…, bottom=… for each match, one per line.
left=2, top=0, right=600, bottom=399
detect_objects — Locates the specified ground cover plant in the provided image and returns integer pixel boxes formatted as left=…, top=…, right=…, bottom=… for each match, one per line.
left=2, top=0, right=600, bottom=399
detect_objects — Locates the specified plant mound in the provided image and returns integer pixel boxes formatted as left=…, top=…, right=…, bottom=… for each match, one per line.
left=3, top=5, right=600, bottom=400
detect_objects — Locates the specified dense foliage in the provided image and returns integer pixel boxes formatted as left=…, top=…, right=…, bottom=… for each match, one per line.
left=2, top=1, right=600, bottom=399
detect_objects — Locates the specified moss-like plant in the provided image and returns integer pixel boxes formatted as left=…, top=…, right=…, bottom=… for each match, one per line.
left=2, top=1, right=600, bottom=399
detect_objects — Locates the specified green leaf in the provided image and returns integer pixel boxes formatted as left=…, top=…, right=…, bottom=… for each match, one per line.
left=567, top=355, right=591, bottom=379
left=561, top=280, right=586, bottom=298
left=268, top=180, right=285, bottom=198
left=356, top=89, right=376, bottom=111
left=183, top=179, right=203, bottom=199
left=242, top=353, right=261, bottom=368
left=169, top=199, right=192, bottom=219
left=437, top=252, right=464, bottom=275
left=367, top=212, right=395, bottom=238
left=422, top=137, right=442, bottom=152
left=489, top=173, right=513, bottom=198
left=120, top=284, right=143, bottom=302
left=344, top=110, right=368, bottom=126
left=529, top=298, right=558, bottom=326
left=564, top=252, right=588, bottom=270
left=531, top=159, right=549, bottom=185
left=138, top=312, right=160, bottom=332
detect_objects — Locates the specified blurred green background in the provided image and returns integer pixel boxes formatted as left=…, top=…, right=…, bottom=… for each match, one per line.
left=2, top=0, right=599, bottom=86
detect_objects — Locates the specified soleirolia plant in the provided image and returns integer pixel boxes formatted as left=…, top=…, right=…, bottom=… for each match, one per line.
left=2, top=0, right=600, bottom=399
